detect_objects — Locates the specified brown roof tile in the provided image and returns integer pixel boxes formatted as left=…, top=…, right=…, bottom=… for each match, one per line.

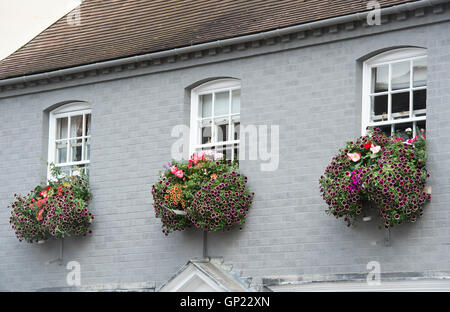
left=0, top=0, right=418, bottom=80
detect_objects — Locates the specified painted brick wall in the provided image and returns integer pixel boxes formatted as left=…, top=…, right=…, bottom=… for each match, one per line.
left=1, top=16, right=450, bottom=290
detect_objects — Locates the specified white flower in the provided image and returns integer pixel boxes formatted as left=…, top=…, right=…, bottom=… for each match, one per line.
left=203, top=150, right=224, bottom=161
left=213, top=152, right=224, bottom=160
left=72, top=170, right=81, bottom=176
left=347, top=152, right=361, bottom=162
left=370, top=144, right=381, bottom=154
left=405, top=128, right=412, bottom=133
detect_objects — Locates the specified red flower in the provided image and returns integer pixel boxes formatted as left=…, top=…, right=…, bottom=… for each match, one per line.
left=39, top=190, right=48, bottom=198
left=36, top=198, right=47, bottom=208
left=37, top=209, right=44, bottom=221
left=46, top=186, right=51, bottom=191
left=364, top=142, right=372, bottom=149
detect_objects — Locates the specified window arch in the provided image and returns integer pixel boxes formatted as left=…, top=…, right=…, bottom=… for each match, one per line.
left=48, top=102, right=91, bottom=177
left=189, top=78, right=241, bottom=160
left=361, top=47, right=427, bottom=138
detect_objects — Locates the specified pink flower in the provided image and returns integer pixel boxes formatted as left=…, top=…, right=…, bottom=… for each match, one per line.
left=395, top=137, right=404, bottom=141
left=175, top=169, right=184, bottom=178
left=189, top=153, right=201, bottom=166
left=407, top=135, right=419, bottom=144
left=170, top=166, right=178, bottom=174
left=197, top=151, right=205, bottom=159
left=347, top=152, right=361, bottom=162
left=370, top=144, right=381, bottom=154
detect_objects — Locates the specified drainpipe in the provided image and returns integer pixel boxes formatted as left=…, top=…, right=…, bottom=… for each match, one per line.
left=203, top=231, right=208, bottom=259
left=0, top=0, right=447, bottom=88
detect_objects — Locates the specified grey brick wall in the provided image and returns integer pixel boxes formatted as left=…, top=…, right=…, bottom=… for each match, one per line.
left=1, top=14, right=450, bottom=290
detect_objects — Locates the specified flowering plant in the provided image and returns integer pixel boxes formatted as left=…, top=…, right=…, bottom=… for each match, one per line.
left=319, top=127, right=430, bottom=228
left=152, top=151, right=254, bottom=235
left=9, top=165, right=94, bottom=243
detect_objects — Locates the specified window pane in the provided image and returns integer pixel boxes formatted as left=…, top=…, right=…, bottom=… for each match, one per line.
left=85, top=114, right=91, bottom=136
left=391, top=92, right=410, bottom=119
left=59, top=166, right=71, bottom=177
left=70, top=115, right=83, bottom=138
left=232, top=115, right=240, bottom=140
left=56, top=117, right=68, bottom=139
left=370, top=95, right=388, bottom=122
left=213, top=144, right=232, bottom=161
left=232, top=89, right=241, bottom=114
left=215, top=117, right=229, bottom=142
left=371, top=65, right=388, bottom=93
left=413, top=89, right=426, bottom=117
left=220, top=144, right=239, bottom=161
left=391, top=61, right=410, bottom=90
left=393, top=122, right=414, bottom=140
left=58, top=164, right=88, bottom=177
left=84, top=138, right=91, bottom=161
left=233, top=144, right=239, bottom=162
left=56, top=141, right=67, bottom=164
left=416, top=120, right=426, bottom=136
left=413, top=58, right=427, bottom=87
left=201, top=126, right=212, bottom=144
left=214, top=91, right=229, bottom=116
left=377, top=125, right=391, bottom=137
left=200, top=94, right=212, bottom=118
left=70, top=139, right=83, bottom=162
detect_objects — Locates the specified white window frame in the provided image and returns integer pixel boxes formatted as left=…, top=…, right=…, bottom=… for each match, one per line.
left=48, top=102, right=91, bottom=179
left=361, top=48, right=427, bottom=136
left=189, top=78, right=241, bottom=160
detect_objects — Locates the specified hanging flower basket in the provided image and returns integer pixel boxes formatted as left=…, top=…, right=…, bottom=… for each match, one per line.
left=152, top=151, right=254, bottom=235
left=9, top=165, right=94, bottom=243
left=319, top=127, right=430, bottom=228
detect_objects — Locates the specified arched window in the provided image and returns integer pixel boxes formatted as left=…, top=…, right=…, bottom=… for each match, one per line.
left=189, top=79, right=241, bottom=161
left=48, top=102, right=91, bottom=177
left=361, top=48, right=427, bottom=138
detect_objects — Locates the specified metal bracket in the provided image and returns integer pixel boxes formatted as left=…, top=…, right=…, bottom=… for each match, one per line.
left=202, top=231, right=208, bottom=259
left=384, top=228, right=391, bottom=246
left=46, top=238, right=64, bottom=265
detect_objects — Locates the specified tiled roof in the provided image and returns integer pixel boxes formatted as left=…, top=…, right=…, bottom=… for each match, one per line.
left=0, top=0, right=418, bottom=80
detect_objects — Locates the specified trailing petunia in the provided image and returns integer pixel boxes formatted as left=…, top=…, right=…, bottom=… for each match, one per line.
left=9, top=164, right=94, bottom=243
left=152, top=151, right=254, bottom=235
left=319, top=127, right=430, bottom=228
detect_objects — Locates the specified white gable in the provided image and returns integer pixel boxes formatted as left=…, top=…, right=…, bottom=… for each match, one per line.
left=158, top=258, right=254, bottom=292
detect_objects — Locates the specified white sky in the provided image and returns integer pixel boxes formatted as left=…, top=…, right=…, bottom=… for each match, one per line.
left=0, top=0, right=82, bottom=60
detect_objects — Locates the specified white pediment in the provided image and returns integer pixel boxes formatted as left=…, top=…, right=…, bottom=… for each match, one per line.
left=158, top=258, right=253, bottom=292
